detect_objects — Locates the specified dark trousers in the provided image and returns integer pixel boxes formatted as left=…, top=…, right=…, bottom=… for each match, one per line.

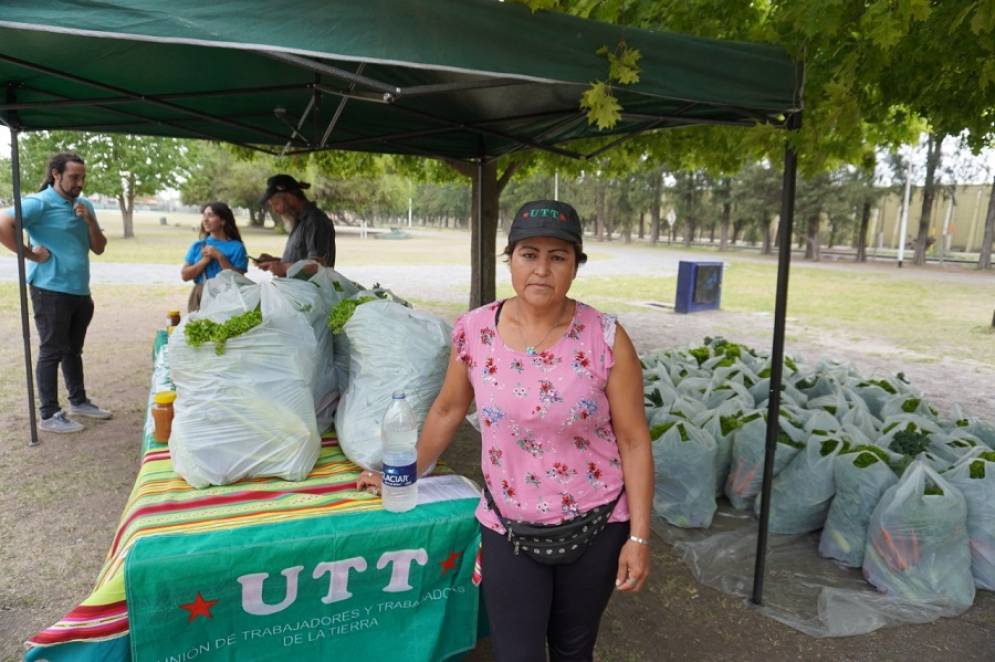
left=30, top=286, right=94, bottom=419
left=480, top=522, right=629, bottom=662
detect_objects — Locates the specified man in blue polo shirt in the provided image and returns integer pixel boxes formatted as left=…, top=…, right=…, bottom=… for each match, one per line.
left=0, top=152, right=112, bottom=433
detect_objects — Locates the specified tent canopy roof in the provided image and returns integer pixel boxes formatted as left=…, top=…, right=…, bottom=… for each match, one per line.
left=0, top=0, right=801, bottom=161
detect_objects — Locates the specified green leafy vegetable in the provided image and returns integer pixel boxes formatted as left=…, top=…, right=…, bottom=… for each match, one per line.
left=970, top=452, right=995, bottom=479
left=327, top=296, right=376, bottom=334
left=184, top=308, right=263, bottom=355
left=888, top=427, right=931, bottom=456
left=649, top=421, right=675, bottom=440
left=900, top=398, right=922, bottom=413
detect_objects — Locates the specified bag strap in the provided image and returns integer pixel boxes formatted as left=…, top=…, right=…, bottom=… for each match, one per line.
left=482, top=483, right=623, bottom=533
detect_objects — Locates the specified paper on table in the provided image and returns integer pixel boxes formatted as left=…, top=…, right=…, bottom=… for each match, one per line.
left=417, top=474, right=480, bottom=505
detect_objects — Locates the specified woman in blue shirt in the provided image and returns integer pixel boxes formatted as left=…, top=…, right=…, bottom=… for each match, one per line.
left=181, top=202, right=249, bottom=311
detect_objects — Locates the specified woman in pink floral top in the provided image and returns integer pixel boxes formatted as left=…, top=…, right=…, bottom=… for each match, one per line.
left=360, top=200, right=653, bottom=661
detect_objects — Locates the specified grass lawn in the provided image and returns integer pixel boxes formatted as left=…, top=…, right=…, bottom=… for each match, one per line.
left=91, top=211, right=472, bottom=266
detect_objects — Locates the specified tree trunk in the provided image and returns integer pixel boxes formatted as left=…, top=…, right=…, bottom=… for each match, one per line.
left=914, top=133, right=943, bottom=265
left=249, top=207, right=266, bottom=227
left=856, top=200, right=871, bottom=262
left=762, top=213, right=773, bottom=255
left=595, top=180, right=606, bottom=241
left=682, top=176, right=695, bottom=247
left=805, top=214, right=820, bottom=260
left=979, top=174, right=995, bottom=270
left=650, top=173, right=662, bottom=244
left=117, top=192, right=135, bottom=239
left=637, top=212, right=645, bottom=240
left=623, top=223, right=632, bottom=244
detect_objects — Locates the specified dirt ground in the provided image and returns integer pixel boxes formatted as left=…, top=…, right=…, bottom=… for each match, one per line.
left=1, top=271, right=994, bottom=661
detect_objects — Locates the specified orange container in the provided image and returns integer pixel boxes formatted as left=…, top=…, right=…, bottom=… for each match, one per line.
left=152, top=391, right=177, bottom=443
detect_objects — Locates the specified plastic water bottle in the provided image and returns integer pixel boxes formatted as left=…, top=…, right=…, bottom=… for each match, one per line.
left=381, top=391, right=419, bottom=512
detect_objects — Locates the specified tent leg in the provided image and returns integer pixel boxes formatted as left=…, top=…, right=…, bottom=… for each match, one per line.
left=751, top=111, right=801, bottom=605
left=9, top=128, right=40, bottom=446
left=469, top=157, right=497, bottom=309
left=472, top=159, right=484, bottom=309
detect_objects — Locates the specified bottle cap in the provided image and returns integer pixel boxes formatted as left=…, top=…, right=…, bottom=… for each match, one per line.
left=167, top=310, right=180, bottom=316
left=154, top=391, right=177, bottom=405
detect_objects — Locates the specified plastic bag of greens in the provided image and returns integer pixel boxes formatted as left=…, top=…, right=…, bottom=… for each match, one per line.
left=849, top=377, right=909, bottom=419
left=199, top=269, right=260, bottom=315
left=268, top=275, right=338, bottom=432
left=840, top=401, right=880, bottom=444
left=694, top=400, right=747, bottom=497
left=804, top=409, right=842, bottom=437
left=862, top=459, right=975, bottom=608
left=927, top=430, right=986, bottom=465
left=807, top=390, right=850, bottom=422
left=755, top=435, right=849, bottom=534
left=944, top=450, right=995, bottom=590
left=704, top=381, right=754, bottom=410
left=819, top=446, right=899, bottom=567
left=651, top=420, right=718, bottom=528
left=725, top=411, right=804, bottom=511
left=335, top=300, right=450, bottom=471
left=169, top=285, right=320, bottom=488
left=880, top=395, right=939, bottom=421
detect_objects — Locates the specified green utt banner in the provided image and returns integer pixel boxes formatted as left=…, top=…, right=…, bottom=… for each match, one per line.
left=125, top=499, right=481, bottom=661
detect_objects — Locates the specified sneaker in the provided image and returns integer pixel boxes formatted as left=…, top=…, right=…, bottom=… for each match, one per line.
left=39, top=411, right=85, bottom=433
left=68, top=400, right=113, bottom=420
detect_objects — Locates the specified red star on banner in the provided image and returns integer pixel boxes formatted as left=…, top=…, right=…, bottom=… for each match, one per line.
left=180, top=592, right=219, bottom=623
left=439, top=551, right=461, bottom=575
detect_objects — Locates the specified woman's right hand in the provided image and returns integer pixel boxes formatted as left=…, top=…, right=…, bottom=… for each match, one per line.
left=356, top=470, right=383, bottom=496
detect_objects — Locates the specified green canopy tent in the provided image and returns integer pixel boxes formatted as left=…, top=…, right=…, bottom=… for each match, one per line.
left=0, top=0, right=802, bottom=606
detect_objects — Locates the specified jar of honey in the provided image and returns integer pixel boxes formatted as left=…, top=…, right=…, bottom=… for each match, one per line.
left=167, top=309, right=181, bottom=327
left=152, top=391, right=177, bottom=443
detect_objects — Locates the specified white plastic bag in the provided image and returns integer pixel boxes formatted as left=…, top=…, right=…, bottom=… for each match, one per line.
left=756, top=434, right=847, bottom=535
left=862, top=459, right=975, bottom=608
left=267, top=274, right=338, bottom=431
left=725, top=412, right=803, bottom=511
left=819, top=447, right=899, bottom=567
left=169, top=285, right=320, bottom=488
left=944, top=450, right=995, bottom=590
left=652, top=420, right=718, bottom=528
left=334, top=300, right=450, bottom=470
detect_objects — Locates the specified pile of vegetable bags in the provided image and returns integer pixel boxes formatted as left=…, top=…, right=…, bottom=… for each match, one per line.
left=642, top=336, right=995, bottom=609
left=169, top=271, right=322, bottom=487
left=330, top=293, right=449, bottom=471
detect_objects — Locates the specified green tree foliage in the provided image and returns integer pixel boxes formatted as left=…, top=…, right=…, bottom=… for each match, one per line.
left=19, top=131, right=190, bottom=238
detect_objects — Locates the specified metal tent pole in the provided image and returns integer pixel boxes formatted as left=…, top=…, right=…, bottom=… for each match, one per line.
left=751, top=111, right=801, bottom=605
left=475, top=158, right=484, bottom=308
left=7, top=126, right=40, bottom=446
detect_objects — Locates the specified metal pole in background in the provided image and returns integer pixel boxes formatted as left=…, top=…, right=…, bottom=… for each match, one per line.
left=7, top=125, right=40, bottom=446
left=939, top=193, right=955, bottom=264
left=751, top=111, right=800, bottom=605
left=897, top=159, right=913, bottom=267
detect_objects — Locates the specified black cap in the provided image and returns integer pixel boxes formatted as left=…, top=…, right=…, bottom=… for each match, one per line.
left=259, top=174, right=306, bottom=205
left=507, top=200, right=583, bottom=245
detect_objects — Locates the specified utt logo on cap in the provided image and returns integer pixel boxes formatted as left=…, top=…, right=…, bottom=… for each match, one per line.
left=523, top=208, right=568, bottom=221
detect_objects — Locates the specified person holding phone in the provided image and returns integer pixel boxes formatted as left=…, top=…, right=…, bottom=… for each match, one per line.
left=180, top=202, right=248, bottom=311
left=0, top=152, right=112, bottom=433
left=255, top=174, right=335, bottom=276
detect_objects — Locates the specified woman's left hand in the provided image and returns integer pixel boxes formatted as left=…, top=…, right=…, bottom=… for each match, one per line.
left=615, top=538, right=651, bottom=592
left=356, top=470, right=383, bottom=496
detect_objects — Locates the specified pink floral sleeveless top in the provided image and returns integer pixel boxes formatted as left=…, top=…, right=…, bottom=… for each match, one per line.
left=453, top=299, right=629, bottom=533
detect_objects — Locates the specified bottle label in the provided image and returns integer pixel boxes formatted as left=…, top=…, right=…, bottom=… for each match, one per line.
left=383, top=461, right=417, bottom=488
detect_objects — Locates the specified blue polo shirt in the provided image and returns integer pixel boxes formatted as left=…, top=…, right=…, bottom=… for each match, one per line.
left=3, top=186, right=96, bottom=296
left=183, top=237, right=249, bottom=284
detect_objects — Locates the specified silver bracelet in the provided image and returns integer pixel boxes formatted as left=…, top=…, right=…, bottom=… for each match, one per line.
left=628, top=534, right=650, bottom=546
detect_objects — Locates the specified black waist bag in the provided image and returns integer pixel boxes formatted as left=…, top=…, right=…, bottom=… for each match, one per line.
left=483, top=486, right=622, bottom=565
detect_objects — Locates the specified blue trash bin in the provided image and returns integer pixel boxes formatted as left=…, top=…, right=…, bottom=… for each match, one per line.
left=675, top=260, right=723, bottom=313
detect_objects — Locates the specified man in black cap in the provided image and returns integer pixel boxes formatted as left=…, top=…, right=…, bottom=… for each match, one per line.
left=256, top=174, right=336, bottom=276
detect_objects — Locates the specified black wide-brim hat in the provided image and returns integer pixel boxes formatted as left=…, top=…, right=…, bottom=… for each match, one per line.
left=507, top=200, right=583, bottom=245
